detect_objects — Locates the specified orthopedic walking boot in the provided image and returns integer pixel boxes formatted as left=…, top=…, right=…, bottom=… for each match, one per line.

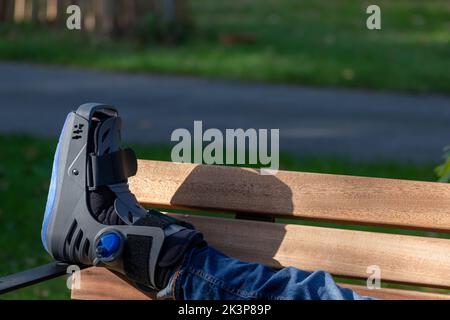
left=41, top=103, right=205, bottom=290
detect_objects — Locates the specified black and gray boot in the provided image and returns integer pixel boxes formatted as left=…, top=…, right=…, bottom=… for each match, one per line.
left=41, top=103, right=204, bottom=290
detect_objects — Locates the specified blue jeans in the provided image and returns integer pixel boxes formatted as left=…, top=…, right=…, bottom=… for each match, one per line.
left=160, top=245, right=374, bottom=300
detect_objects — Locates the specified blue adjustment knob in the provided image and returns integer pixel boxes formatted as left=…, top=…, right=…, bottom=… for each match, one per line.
left=96, top=232, right=121, bottom=259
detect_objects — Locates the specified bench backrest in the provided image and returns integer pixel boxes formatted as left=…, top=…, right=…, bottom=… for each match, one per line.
left=72, top=160, right=450, bottom=300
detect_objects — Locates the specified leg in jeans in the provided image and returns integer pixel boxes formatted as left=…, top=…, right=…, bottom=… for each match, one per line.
left=163, top=246, right=374, bottom=300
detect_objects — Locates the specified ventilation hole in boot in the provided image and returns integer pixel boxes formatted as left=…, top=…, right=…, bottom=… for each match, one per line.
left=74, top=230, right=84, bottom=251
left=63, top=245, right=68, bottom=261
left=66, top=220, right=78, bottom=245
left=102, top=129, right=110, bottom=142
left=83, top=239, right=90, bottom=257
left=128, top=211, right=134, bottom=223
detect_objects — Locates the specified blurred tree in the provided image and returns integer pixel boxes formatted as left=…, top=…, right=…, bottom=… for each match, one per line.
left=55, top=0, right=71, bottom=26
left=153, top=0, right=191, bottom=43
left=0, top=0, right=15, bottom=22
left=96, top=0, right=114, bottom=35
left=0, top=0, right=191, bottom=43
left=30, top=0, right=45, bottom=23
left=46, top=0, right=57, bottom=22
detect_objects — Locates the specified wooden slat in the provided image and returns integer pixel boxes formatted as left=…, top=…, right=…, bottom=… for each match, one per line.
left=340, top=283, right=450, bottom=300
left=73, top=268, right=450, bottom=300
left=72, top=268, right=155, bottom=300
left=176, top=215, right=450, bottom=289
left=130, top=160, right=450, bottom=232
left=73, top=214, right=450, bottom=293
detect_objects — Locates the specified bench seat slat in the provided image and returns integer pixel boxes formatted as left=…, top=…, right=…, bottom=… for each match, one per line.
left=73, top=268, right=156, bottom=300
left=341, top=284, right=450, bottom=300
left=130, top=160, right=450, bottom=232
left=174, top=214, right=450, bottom=289
left=72, top=268, right=450, bottom=300
left=75, top=214, right=450, bottom=292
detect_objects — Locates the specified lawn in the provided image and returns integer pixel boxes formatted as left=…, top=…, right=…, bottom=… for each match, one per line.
left=0, top=134, right=447, bottom=299
left=0, top=0, right=449, bottom=93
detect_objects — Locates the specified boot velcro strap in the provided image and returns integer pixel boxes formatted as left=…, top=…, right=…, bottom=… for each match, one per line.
left=123, top=235, right=153, bottom=287
left=135, top=210, right=196, bottom=230
left=88, top=148, right=138, bottom=188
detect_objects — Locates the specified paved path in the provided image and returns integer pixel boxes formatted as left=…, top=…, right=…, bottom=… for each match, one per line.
left=1, top=62, right=449, bottom=162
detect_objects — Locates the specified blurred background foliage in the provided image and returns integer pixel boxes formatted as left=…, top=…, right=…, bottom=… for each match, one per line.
left=0, top=0, right=449, bottom=92
left=436, top=146, right=450, bottom=183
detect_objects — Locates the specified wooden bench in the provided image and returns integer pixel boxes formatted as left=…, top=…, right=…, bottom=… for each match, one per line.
left=72, top=160, right=450, bottom=300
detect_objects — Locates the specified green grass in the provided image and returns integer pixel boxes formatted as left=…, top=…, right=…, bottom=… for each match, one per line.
left=0, top=134, right=446, bottom=299
left=0, top=0, right=449, bottom=93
